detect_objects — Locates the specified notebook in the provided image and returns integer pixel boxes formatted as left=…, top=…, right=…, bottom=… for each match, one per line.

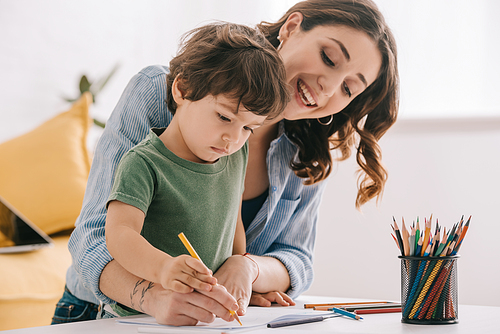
left=0, top=194, right=54, bottom=253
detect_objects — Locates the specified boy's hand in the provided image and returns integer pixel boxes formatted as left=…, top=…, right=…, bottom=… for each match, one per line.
left=214, top=255, right=254, bottom=315
left=160, top=255, right=217, bottom=293
left=249, top=291, right=295, bottom=307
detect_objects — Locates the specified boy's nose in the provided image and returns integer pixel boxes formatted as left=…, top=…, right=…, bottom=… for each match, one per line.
left=222, top=130, right=239, bottom=144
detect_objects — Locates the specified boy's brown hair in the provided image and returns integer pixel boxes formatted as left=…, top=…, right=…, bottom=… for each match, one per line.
left=166, top=22, right=289, bottom=119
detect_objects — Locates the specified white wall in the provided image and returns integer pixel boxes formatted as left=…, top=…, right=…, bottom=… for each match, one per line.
left=0, top=0, right=298, bottom=145
left=2, top=0, right=499, bottom=307
left=308, top=118, right=500, bottom=306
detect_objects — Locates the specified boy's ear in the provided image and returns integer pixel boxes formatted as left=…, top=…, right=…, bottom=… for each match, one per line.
left=171, top=75, right=186, bottom=105
left=278, top=12, right=303, bottom=41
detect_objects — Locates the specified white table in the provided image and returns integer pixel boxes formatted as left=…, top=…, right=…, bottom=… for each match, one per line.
left=4, top=296, right=499, bottom=333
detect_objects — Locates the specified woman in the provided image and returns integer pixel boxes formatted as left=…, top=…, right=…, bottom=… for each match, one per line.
left=54, top=0, right=398, bottom=326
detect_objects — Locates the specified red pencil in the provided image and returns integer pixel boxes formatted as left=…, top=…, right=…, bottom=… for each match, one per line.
left=305, top=301, right=390, bottom=309
left=354, top=307, right=402, bottom=315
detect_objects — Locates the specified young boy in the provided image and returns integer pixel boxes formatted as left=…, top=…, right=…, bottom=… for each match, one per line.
left=104, top=22, right=290, bottom=319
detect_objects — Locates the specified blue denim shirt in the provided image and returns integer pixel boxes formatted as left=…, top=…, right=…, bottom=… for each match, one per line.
left=66, top=65, right=328, bottom=305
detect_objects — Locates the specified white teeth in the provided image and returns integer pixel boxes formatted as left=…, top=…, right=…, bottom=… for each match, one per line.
left=298, top=80, right=316, bottom=106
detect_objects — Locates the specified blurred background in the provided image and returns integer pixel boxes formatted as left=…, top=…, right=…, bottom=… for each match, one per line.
left=1, top=0, right=499, bottom=306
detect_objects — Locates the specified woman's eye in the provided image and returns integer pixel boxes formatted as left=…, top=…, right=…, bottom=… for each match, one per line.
left=321, top=50, right=335, bottom=67
left=218, top=114, right=231, bottom=122
left=343, top=82, right=352, bottom=98
left=243, top=126, right=254, bottom=134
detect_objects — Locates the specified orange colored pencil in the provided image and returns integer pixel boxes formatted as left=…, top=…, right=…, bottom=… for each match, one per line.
left=421, top=217, right=431, bottom=256
left=178, top=233, right=242, bottom=326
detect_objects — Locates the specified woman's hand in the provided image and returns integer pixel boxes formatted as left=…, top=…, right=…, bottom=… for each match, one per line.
left=213, top=254, right=258, bottom=316
left=143, top=282, right=239, bottom=326
left=100, top=260, right=239, bottom=326
left=249, top=291, right=295, bottom=307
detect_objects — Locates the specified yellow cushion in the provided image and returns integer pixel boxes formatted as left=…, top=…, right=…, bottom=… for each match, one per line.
left=0, top=234, right=72, bottom=330
left=0, top=93, right=92, bottom=235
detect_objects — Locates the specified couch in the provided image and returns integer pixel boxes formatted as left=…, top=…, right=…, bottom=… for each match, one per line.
left=0, top=93, right=93, bottom=330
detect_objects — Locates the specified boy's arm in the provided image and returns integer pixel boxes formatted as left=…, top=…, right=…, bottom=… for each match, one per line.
left=105, top=200, right=215, bottom=293
left=105, top=200, right=158, bottom=283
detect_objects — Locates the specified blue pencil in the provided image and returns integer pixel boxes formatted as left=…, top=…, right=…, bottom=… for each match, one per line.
left=403, top=260, right=427, bottom=317
left=332, top=307, right=363, bottom=320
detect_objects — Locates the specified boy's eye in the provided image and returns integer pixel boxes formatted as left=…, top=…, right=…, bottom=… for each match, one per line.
left=218, top=113, right=231, bottom=122
left=321, top=50, right=335, bottom=67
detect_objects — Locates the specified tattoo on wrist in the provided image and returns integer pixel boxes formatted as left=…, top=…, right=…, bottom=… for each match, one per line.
left=130, top=279, right=155, bottom=312
left=139, top=282, right=155, bottom=312
left=130, top=279, right=146, bottom=310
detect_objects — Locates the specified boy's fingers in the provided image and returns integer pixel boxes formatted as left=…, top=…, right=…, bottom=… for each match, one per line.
left=237, top=299, right=247, bottom=315
left=169, top=280, right=194, bottom=294
left=182, top=273, right=214, bottom=292
left=197, top=273, right=217, bottom=285
left=185, top=256, right=212, bottom=275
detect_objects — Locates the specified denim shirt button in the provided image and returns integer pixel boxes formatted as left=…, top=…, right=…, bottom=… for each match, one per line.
left=272, top=186, right=277, bottom=192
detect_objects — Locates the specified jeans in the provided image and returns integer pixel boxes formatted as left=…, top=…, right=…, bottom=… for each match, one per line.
left=51, top=286, right=100, bottom=324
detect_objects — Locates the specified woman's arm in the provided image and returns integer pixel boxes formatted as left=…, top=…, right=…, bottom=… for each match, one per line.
left=68, top=65, right=173, bottom=304
left=99, top=260, right=239, bottom=326
left=67, top=66, right=239, bottom=325
left=216, top=137, right=330, bottom=311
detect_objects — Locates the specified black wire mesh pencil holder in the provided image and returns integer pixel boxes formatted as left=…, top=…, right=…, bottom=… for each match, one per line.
left=399, top=255, right=459, bottom=324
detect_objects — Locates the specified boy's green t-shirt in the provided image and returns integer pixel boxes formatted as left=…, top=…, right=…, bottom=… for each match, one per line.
left=108, top=128, right=248, bottom=273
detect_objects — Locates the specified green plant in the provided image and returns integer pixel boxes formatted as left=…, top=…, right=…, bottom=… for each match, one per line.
left=64, top=64, right=119, bottom=128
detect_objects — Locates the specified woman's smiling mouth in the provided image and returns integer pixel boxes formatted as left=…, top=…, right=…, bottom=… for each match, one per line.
left=297, top=79, right=317, bottom=107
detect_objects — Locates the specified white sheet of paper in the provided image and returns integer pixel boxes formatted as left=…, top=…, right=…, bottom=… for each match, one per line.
left=116, top=306, right=337, bottom=332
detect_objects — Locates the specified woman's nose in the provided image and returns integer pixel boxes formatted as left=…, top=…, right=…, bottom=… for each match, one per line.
left=318, top=73, right=344, bottom=97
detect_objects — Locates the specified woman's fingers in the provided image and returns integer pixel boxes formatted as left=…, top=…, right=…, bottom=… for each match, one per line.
left=249, top=292, right=272, bottom=307
left=196, top=284, right=239, bottom=322
left=249, top=291, right=295, bottom=307
left=153, top=290, right=215, bottom=325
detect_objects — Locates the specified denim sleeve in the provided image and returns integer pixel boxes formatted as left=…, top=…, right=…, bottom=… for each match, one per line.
left=266, top=181, right=327, bottom=298
left=67, top=66, right=172, bottom=304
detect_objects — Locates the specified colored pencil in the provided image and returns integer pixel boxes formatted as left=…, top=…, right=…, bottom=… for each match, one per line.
left=355, top=307, right=401, bottom=315
left=409, top=226, right=415, bottom=256
left=331, top=307, right=363, bottom=320
left=305, top=301, right=390, bottom=309
left=392, top=217, right=405, bottom=256
left=420, top=218, right=431, bottom=256
left=415, top=217, right=420, bottom=251
left=452, top=216, right=470, bottom=254
left=401, top=217, right=410, bottom=256
left=430, top=226, right=440, bottom=256
left=313, top=303, right=400, bottom=312
left=178, top=232, right=242, bottom=326
left=342, top=303, right=401, bottom=312
left=414, top=236, right=423, bottom=258
left=391, top=233, right=400, bottom=250
left=393, top=216, right=468, bottom=322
